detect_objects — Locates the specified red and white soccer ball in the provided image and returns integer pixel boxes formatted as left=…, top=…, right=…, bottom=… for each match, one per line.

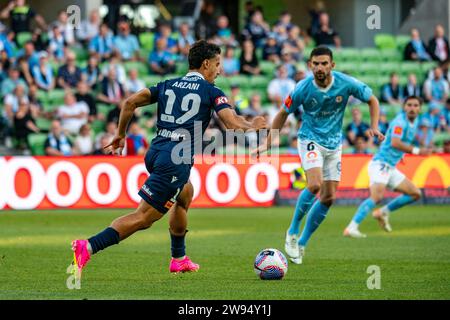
left=254, top=248, right=288, bottom=280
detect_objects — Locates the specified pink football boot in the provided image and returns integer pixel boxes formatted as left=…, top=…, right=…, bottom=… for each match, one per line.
left=71, top=239, right=91, bottom=279
left=169, top=256, right=200, bottom=273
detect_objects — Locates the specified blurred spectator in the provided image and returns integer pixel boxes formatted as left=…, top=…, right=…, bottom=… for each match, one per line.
left=44, top=119, right=73, bottom=156
left=76, top=81, right=99, bottom=123
left=95, top=122, right=117, bottom=149
left=280, top=49, right=297, bottom=79
left=89, top=22, right=114, bottom=61
left=13, top=100, right=39, bottom=151
left=27, top=83, right=43, bottom=118
left=57, top=51, right=82, bottom=89
left=267, top=65, right=296, bottom=107
left=213, top=15, right=238, bottom=47
left=416, top=117, right=434, bottom=148
left=32, top=52, right=54, bottom=91
left=48, top=24, right=65, bottom=62
left=222, top=46, right=240, bottom=77
left=107, top=102, right=137, bottom=126
left=83, top=56, right=102, bottom=89
left=443, top=98, right=450, bottom=130
left=428, top=24, right=450, bottom=63
left=125, top=69, right=145, bottom=96
left=95, top=121, right=117, bottom=150
left=125, top=122, right=149, bottom=156
left=312, top=13, right=341, bottom=48
left=76, top=9, right=100, bottom=45
left=74, top=124, right=94, bottom=155
left=243, top=1, right=256, bottom=25
left=101, top=51, right=126, bottom=85
left=16, top=41, right=39, bottom=84
left=404, top=28, right=431, bottom=61
left=195, top=1, right=217, bottom=40
left=154, top=22, right=178, bottom=54
left=381, top=73, right=403, bottom=105
left=113, top=20, right=140, bottom=61
left=424, top=67, right=449, bottom=107
left=308, top=1, right=326, bottom=37
left=0, top=28, right=15, bottom=58
left=376, top=108, right=389, bottom=146
left=177, top=22, right=195, bottom=60
left=3, top=83, right=28, bottom=125
left=229, top=84, right=250, bottom=114
left=1, top=67, right=28, bottom=97
left=241, top=10, right=270, bottom=48
left=403, top=73, right=422, bottom=98
left=262, top=33, right=281, bottom=64
left=0, top=0, right=46, bottom=36
left=443, top=140, right=450, bottom=153
left=93, top=133, right=112, bottom=155
left=240, top=39, right=261, bottom=75
left=353, top=136, right=371, bottom=154
left=149, top=37, right=176, bottom=76
left=346, top=108, right=370, bottom=146
left=287, top=136, right=299, bottom=155
left=283, top=25, right=305, bottom=61
left=240, top=93, right=263, bottom=117
left=98, top=67, right=125, bottom=107
left=56, top=91, right=89, bottom=135
left=30, top=27, right=48, bottom=52
left=51, top=9, right=75, bottom=45
left=274, top=11, right=294, bottom=33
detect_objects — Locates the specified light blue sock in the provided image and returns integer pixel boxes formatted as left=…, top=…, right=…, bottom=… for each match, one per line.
left=386, top=195, right=415, bottom=213
left=298, top=202, right=330, bottom=247
left=288, top=188, right=316, bottom=235
left=352, top=198, right=376, bottom=224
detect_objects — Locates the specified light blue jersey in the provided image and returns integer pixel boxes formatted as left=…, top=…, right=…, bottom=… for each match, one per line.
left=283, top=71, right=373, bottom=150
left=373, top=112, right=419, bottom=167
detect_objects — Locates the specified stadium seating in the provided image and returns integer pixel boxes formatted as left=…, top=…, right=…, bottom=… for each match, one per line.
left=27, top=133, right=47, bottom=155
left=374, top=34, right=397, bottom=50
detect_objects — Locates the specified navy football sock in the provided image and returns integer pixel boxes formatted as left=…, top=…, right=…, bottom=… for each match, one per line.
left=170, top=230, right=187, bottom=259
left=88, top=227, right=120, bottom=254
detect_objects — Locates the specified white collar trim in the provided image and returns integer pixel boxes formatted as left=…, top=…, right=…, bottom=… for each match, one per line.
left=186, top=71, right=205, bottom=79
left=313, top=74, right=335, bottom=93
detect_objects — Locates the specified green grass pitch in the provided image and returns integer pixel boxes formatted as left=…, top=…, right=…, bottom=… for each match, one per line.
left=0, top=206, right=449, bottom=300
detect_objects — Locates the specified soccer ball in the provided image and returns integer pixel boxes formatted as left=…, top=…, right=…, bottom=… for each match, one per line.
left=254, top=248, right=288, bottom=280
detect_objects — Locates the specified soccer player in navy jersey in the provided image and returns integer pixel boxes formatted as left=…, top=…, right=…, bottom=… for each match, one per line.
left=71, top=40, right=267, bottom=278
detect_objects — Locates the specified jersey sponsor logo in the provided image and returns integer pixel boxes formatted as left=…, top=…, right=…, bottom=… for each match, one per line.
left=284, top=95, right=293, bottom=109
left=164, top=200, right=175, bottom=209
left=306, top=151, right=318, bottom=160
left=141, top=185, right=153, bottom=198
left=157, top=129, right=186, bottom=141
left=215, top=96, right=229, bottom=105
left=393, top=126, right=403, bottom=136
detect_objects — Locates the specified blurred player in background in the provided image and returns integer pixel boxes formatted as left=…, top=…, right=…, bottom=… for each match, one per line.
left=254, top=46, right=384, bottom=264
left=344, top=96, right=431, bottom=238
left=70, top=40, right=267, bottom=279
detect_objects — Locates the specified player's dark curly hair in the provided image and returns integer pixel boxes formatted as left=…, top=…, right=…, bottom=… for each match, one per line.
left=310, top=46, right=333, bottom=61
left=188, top=40, right=221, bottom=69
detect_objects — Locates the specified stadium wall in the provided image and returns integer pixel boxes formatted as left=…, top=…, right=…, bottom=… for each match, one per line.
left=0, top=155, right=448, bottom=210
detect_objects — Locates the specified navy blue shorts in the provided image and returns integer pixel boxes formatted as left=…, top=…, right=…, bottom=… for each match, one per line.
left=138, top=148, right=192, bottom=214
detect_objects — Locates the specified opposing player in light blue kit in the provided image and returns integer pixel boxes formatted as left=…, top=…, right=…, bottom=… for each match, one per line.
left=254, top=46, right=385, bottom=264
left=344, top=96, right=431, bottom=238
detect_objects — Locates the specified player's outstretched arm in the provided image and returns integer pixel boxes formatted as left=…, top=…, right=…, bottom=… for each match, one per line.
left=217, top=108, right=267, bottom=131
left=252, top=108, right=289, bottom=157
left=104, top=88, right=152, bottom=155
left=391, top=138, right=432, bottom=155
left=366, top=95, right=385, bottom=142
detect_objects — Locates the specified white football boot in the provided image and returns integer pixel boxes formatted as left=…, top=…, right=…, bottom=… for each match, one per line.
left=343, top=227, right=367, bottom=238
left=285, top=232, right=301, bottom=263
left=373, top=209, right=393, bottom=232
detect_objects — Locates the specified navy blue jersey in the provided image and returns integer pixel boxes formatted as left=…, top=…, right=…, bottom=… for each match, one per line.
left=148, top=72, right=231, bottom=157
